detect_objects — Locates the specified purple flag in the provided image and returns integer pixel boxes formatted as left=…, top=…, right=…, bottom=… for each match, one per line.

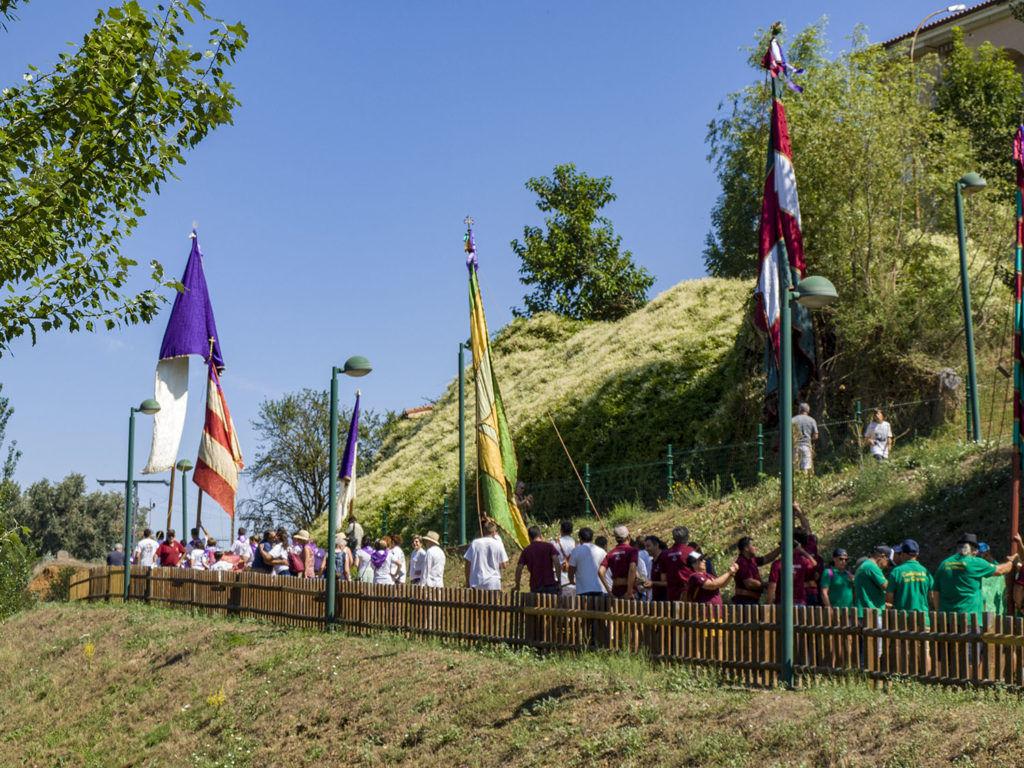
left=337, top=391, right=360, bottom=524
left=159, top=233, right=224, bottom=369
left=142, top=231, right=226, bottom=474
left=340, top=391, right=360, bottom=481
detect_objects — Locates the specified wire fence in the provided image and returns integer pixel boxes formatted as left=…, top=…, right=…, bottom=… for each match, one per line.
left=413, top=395, right=987, bottom=542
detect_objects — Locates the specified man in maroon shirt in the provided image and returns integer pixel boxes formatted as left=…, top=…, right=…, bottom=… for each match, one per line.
left=662, top=526, right=695, bottom=602
left=514, top=526, right=561, bottom=595
left=598, top=525, right=638, bottom=598
left=156, top=529, right=186, bottom=568
left=686, top=551, right=741, bottom=605
left=766, top=540, right=816, bottom=605
left=732, top=536, right=781, bottom=604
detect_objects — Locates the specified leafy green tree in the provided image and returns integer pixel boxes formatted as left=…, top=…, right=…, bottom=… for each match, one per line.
left=246, top=389, right=397, bottom=530
left=0, top=0, right=247, bottom=352
left=934, top=28, right=1024, bottom=185
left=511, top=163, right=654, bottom=321
left=0, top=381, right=28, bottom=618
left=0, top=525, right=32, bottom=618
left=17, top=474, right=127, bottom=560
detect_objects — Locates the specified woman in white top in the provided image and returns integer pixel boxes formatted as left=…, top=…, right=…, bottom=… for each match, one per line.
left=270, top=527, right=291, bottom=576
left=372, top=538, right=399, bottom=585
left=390, top=534, right=407, bottom=584
left=408, top=535, right=427, bottom=584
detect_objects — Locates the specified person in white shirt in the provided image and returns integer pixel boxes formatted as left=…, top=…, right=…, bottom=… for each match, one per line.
left=464, top=520, right=509, bottom=590
left=568, top=527, right=609, bottom=597
left=209, top=551, right=233, bottom=571
left=408, top=535, right=427, bottom=584
left=552, top=520, right=576, bottom=596
left=636, top=535, right=652, bottom=601
left=390, top=534, right=407, bottom=584
left=189, top=545, right=208, bottom=570
left=372, top=539, right=399, bottom=585
left=421, top=530, right=446, bottom=587
left=270, top=527, right=291, bottom=576
left=863, top=409, right=893, bottom=460
left=230, top=527, right=250, bottom=567
left=134, top=529, right=158, bottom=567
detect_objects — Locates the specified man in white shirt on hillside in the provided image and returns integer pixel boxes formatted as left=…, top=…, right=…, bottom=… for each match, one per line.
left=864, top=409, right=893, bottom=460
left=552, top=519, right=576, bottom=596
left=464, top=519, right=509, bottom=590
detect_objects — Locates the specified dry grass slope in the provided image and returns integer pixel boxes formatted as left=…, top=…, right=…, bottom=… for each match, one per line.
left=4, top=602, right=1024, bottom=768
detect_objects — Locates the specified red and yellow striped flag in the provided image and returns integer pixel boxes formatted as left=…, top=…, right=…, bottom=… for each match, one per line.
left=193, top=358, right=244, bottom=517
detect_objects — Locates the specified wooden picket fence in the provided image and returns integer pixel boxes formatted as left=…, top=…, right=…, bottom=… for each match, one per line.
left=69, top=565, right=1024, bottom=689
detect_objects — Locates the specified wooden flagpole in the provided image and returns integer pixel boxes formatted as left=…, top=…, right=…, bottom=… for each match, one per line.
left=196, top=489, right=204, bottom=537
left=546, top=410, right=610, bottom=536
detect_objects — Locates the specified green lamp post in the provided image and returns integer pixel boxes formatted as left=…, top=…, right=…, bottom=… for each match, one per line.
left=123, top=398, right=160, bottom=602
left=779, top=273, right=838, bottom=686
left=955, top=171, right=986, bottom=442
left=326, top=355, right=372, bottom=629
left=175, top=459, right=193, bottom=539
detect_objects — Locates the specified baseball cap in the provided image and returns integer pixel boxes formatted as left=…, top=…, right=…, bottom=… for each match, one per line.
left=613, top=525, right=630, bottom=539
left=899, top=539, right=919, bottom=554
left=832, top=548, right=848, bottom=559
left=978, top=542, right=991, bottom=553
left=873, top=544, right=892, bottom=560
left=687, top=550, right=704, bottom=564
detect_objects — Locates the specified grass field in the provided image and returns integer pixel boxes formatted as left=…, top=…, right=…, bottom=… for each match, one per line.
left=3, top=602, right=1024, bottom=768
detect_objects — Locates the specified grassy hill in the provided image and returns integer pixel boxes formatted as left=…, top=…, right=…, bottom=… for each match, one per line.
left=317, top=277, right=758, bottom=541
left=4, top=602, right=1024, bottom=768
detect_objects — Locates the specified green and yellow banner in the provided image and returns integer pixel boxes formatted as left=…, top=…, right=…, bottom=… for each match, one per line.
left=466, top=226, right=529, bottom=548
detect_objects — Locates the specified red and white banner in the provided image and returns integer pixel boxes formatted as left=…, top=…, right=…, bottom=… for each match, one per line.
left=754, top=39, right=807, bottom=367
left=193, top=358, right=244, bottom=518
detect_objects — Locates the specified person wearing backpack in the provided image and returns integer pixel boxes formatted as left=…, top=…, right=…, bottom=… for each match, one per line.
left=334, top=533, right=353, bottom=581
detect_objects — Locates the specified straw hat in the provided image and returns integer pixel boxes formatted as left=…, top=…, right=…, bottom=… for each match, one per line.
left=422, top=530, right=441, bottom=546
left=294, top=530, right=310, bottom=542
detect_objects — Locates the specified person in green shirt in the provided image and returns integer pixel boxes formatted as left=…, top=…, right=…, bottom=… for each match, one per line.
left=930, top=533, right=1018, bottom=621
left=886, top=539, right=932, bottom=619
left=820, top=548, right=855, bottom=608
left=978, top=542, right=1007, bottom=616
left=854, top=545, right=891, bottom=618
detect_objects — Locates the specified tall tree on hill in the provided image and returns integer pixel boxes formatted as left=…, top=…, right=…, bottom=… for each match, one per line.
left=246, top=389, right=397, bottom=530
left=511, top=163, right=654, bottom=321
left=0, top=0, right=247, bottom=354
left=703, top=21, right=1013, bottom=405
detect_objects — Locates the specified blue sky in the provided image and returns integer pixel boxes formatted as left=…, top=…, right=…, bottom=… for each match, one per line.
left=0, top=1, right=946, bottom=544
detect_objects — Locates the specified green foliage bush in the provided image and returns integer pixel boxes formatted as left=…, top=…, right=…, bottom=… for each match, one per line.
left=0, top=526, right=34, bottom=619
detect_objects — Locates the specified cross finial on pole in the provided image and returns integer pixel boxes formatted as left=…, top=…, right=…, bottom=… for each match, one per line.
left=464, top=215, right=474, bottom=229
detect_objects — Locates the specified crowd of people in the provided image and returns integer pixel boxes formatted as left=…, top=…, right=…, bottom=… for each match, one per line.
left=114, top=504, right=1024, bottom=623
left=466, top=506, right=1024, bottom=622
left=115, top=515, right=449, bottom=587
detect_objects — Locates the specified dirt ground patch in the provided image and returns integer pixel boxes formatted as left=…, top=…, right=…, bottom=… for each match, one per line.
left=2, top=603, right=1023, bottom=767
